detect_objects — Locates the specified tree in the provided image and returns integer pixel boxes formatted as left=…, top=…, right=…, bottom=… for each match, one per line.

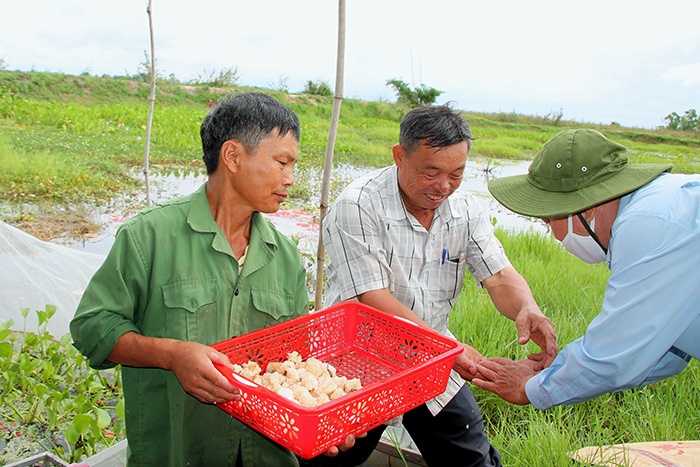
left=664, top=109, right=698, bottom=131
left=386, top=78, right=442, bottom=107
left=664, top=112, right=682, bottom=130
left=303, top=79, right=333, bottom=96
left=681, top=109, right=698, bottom=131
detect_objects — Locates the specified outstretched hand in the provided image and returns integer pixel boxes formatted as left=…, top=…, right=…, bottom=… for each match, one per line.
left=472, top=357, right=537, bottom=405
left=453, top=344, right=484, bottom=381
left=515, top=307, right=558, bottom=369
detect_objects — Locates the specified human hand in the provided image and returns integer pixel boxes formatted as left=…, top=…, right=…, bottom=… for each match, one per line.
left=322, top=431, right=368, bottom=457
left=166, top=341, right=241, bottom=404
left=514, top=307, right=558, bottom=368
left=472, top=357, right=536, bottom=405
left=453, top=344, right=483, bottom=381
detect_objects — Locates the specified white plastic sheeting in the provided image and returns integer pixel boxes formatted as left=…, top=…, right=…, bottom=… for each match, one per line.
left=0, top=221, right=105, bottom=338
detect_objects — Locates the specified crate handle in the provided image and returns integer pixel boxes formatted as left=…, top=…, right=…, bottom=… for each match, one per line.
left=214, top=362, right=259, bottom=388
left=393, top=315, right=420, bottom=327
left=231, top=373, right=257, bottom=388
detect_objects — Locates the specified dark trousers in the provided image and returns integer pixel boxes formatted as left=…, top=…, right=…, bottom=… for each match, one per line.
left=299, top=384, right=502, bottom=467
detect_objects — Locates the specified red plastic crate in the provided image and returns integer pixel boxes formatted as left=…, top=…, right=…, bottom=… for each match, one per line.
left=211, top=301, right=462, bottom=459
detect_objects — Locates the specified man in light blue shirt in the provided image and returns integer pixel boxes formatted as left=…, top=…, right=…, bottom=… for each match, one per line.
left=476, top=129, right=700, bottom=410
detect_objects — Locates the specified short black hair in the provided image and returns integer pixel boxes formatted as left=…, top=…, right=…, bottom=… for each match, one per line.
left=200, top=92, right=301, bottom=174
left=399, top=103, right=473, bottom=154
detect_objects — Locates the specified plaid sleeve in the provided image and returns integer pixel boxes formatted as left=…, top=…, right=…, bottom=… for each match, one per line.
left=463, top=199, right=511, bottom=285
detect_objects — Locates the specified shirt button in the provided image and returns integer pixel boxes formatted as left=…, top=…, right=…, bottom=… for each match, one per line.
left=234, top=289, right=239, bottom=296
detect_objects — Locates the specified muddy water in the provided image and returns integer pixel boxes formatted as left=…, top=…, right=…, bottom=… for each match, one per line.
left=65, top=159, right=546, bottom=256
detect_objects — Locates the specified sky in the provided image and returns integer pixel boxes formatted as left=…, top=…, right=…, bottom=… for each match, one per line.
left=2, top=0, right=699, bottom=129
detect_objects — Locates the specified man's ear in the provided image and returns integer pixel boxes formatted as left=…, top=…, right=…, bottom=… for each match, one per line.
left=583, top=206, right=597, bottom=223
left=392, top=144, right=405, bottom=168
left=220, top=140, right=242, bottom=173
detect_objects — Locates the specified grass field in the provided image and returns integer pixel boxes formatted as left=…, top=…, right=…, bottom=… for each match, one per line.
left=1, top=70, right=699, bottom=465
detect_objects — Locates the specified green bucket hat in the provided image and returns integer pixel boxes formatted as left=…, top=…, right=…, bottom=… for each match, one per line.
left=488, top=129, right=672, bottom=218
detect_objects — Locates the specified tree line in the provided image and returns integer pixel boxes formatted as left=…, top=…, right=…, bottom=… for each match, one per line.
left=664, top=109, right=698, bottom=131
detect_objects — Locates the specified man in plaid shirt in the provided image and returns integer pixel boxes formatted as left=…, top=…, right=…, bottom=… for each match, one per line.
left=314, top=104, right=558, bottom=467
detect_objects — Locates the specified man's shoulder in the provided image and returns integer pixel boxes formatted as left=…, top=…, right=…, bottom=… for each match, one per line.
left=119, top=190, right=197, bottom=233
left=336, top=166, right=393, bottom=203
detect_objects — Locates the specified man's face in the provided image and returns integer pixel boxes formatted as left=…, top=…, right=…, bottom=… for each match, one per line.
left=393, top=140, right=468, bottom=217
left=541, top=213, right=590, bottom=242
left=235, top=131, right=298, bottom=214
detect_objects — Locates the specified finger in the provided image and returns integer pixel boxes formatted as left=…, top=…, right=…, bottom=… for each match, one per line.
left=471, top=378, right=496, bottom=393
left=546, top=333, right=559, bottom=356
left=475, top=364, right=498, bottom=380
left=324, top=446, right=340, bottom=457
left=518, top=328, right=530, bottom=345
left=482, top=356, right=510, bottom=365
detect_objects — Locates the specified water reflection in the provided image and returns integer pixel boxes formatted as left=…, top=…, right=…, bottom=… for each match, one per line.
left=65, top=159, right=546, bottom=256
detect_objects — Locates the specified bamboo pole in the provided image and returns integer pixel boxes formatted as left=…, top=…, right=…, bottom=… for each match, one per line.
left=143, top=0, right=156, bottom=206
left=314, top=0, right=346, bottom=310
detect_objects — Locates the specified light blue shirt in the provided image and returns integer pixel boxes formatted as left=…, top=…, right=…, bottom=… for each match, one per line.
left=526, top=173, right=700, bottom=410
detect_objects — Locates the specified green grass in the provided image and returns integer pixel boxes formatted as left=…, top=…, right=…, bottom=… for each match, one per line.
left=1, top=70, right=699, bottom=466
left=0, top=130, right=132, bottom=202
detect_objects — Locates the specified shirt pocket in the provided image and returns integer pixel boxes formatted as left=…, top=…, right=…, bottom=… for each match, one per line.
left=247, top=286, right=298, bottom=329
left=432, top=256, right=467, bottom=302
left=162, top=279, right=218, bottom=342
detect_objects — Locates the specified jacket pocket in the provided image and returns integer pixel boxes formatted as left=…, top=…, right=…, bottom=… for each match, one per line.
left=248, top=286, right=298, bottom=328
left=162, top=279, right=218, bottom=341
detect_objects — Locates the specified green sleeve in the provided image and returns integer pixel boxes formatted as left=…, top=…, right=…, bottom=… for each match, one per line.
left=70, top=224, right=144, bottom=369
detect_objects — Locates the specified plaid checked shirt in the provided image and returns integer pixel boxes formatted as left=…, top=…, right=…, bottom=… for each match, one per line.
left=322, top=165, right=511, bottom=414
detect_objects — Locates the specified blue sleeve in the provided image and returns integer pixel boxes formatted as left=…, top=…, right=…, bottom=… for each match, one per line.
left=526, top=214, right=697, bottom=410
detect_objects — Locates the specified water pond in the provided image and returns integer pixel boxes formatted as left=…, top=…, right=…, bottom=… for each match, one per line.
left=64, top=159, right=546, bottom=256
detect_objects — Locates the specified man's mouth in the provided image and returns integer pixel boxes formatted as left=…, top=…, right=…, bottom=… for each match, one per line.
left=425, top=193, right=445, bottom=202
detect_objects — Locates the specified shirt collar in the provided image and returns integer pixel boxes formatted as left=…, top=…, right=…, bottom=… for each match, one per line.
left=186, top=182, right=279, bottom=257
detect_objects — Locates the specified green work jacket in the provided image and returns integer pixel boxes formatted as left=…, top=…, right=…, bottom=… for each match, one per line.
left=70, top=183, right=308, bottom=467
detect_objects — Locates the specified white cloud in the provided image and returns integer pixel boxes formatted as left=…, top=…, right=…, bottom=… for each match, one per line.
left=661, top=63, right=700, bottom=87
left=1, top=0, right=700, bottom=128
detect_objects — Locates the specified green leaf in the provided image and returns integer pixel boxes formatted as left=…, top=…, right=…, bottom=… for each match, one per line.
left=72, top=413, right=93, bottom=436
left=45, top=304, right=57, bottom=319
left=0, top=341, right=12, bottom=359
left=59, top=333, right=72, bottom=346
left=64, top=424, right=80, bottom=445
left=116, top=398, right=125, bottom=420
left=32, top=383, right=48, bottom=398
left=88, top=380, right=105, bottom=392
left=95, top=407, right=111, bottom=429
left=0, top=319, right=14, bottom=332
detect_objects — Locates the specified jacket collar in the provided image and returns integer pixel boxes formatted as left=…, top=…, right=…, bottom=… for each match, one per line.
left=186, top=183, right=278, bottom=270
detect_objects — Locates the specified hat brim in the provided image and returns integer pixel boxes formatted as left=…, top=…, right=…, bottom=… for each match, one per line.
left=488, top=164, right=672, bottom=218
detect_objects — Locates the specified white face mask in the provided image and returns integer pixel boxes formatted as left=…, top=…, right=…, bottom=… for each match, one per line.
left=561, top=214, right=607, bottom=264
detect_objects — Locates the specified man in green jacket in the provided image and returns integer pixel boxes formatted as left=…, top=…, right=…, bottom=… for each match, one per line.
left=70, top=92, right=355, bottom=466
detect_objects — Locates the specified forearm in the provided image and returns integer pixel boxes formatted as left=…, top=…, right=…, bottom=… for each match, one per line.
left=483, top=267, right=540, bottom=321
left=107, top=331, right=181, bottom=370
left=357, top=289, right=431, bottom=329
